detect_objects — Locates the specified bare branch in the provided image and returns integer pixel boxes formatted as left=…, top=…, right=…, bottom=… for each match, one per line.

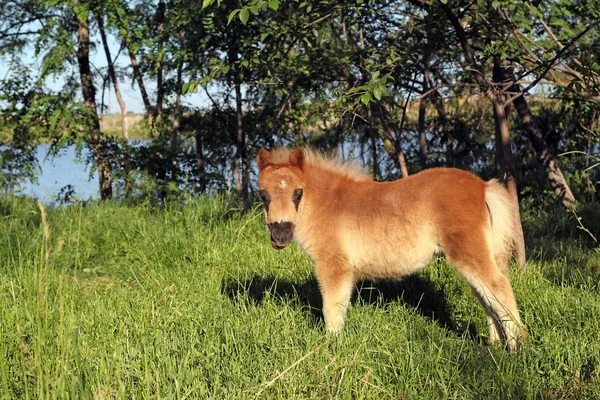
left=525, top=3, right=584, bottom=69
left=503, top=20, right=600, bottom=107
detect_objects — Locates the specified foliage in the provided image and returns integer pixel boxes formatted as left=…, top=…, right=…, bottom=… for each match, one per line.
left=0, top=0, right=599, bottom=206
left=0, top=65, right=90, bottom=193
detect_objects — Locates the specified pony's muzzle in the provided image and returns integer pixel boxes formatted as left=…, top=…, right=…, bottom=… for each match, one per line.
left=268, top=221, right=294, bottom=249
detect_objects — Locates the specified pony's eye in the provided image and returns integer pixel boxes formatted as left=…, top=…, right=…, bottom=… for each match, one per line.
left=292, top=189, right=303, bottom=201
left=292, top=188, right=303, bottom=207
left=259, top=190, right=270, bottom=204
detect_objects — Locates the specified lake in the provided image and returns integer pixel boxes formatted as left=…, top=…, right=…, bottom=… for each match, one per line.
left=19, top=141, right=385, bottom=203
left=21, top=144, right=99, bottom=202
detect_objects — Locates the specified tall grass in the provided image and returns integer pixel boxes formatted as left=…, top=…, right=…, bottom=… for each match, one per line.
left=1, top=195, right=599, bottom=398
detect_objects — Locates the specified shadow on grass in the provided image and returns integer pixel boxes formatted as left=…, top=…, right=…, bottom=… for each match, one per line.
left=222, top=274, right=478, bottom=341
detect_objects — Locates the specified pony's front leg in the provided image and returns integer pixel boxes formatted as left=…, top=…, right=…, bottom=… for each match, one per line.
left=315, top=259, right=355, bottom=334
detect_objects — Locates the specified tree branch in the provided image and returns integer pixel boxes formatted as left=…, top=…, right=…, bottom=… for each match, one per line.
left=437, top=0, right=491, bottom=96
left=503, top=20, right=600, bottom=107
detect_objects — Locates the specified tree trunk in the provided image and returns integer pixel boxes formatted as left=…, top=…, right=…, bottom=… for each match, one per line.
left=492, top=61, right=527, bottom=269
left=228, top=25, right=247, bottom=209
left=171, top=59, right=184, bottom=152
left=493, top=101, right=527, bottom=270
left=397, top=146, right=409, bottom=178
left=96, top=13, right=127, bottom=140
left=9, top=140, right=14, bottom=193
left=77, top=12, right=112, bottom=200
left=378, top=105, right=409, bottom=178
left=516, top=97, right=576, bottom=208
left=96, top=10, right=130, bottom=195
left=122, top=35, right=154, bottom=123
left=155, top=0, right=166, bottom=123
left=337, top=122, right=345, bottom=159
left=493, top=109, right=504, bottom=176
left=418, top=97, right=428, bottom=167
left=234, top=74, right=247, bottom=209
left=194, top=111, right=206, bottom=194
left=440, top=3, right=526, bottom=269
left=418, top=51, right=432, bottom=167
left=497, top=66, right=577, bottom=208
left=384, top=127, right=409, bottom=179
left=430, top=90, right=453, bottom=166
left=368, top=106, right=379, bottom=179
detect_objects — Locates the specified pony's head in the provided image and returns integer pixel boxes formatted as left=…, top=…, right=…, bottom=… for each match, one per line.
left=257, top=147, right=306, bottom=250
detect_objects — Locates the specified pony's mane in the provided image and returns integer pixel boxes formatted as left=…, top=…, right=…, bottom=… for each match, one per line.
left=270, top=147, right=372, bottom=182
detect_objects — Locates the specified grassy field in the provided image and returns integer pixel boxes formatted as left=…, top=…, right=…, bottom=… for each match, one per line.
left=1, top=195, right=599, bottom=399
left=99, top=113, right=147, bottom=140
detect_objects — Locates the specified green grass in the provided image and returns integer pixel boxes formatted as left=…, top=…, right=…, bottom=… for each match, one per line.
left=1, top=195, right=599, bottom=399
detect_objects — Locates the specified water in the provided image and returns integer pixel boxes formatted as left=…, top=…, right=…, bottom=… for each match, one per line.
left=21, top=144, right=99, bottom=202
left=17, top=140, right=398, bottom=203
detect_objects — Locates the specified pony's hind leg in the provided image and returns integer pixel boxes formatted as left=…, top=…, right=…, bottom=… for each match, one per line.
left=445, top=229, right=527, bottom=351
left=315, top=257, right=355, bottom=334
left=473, top=291, right=505, bottom=343
left=459, top=261, right=527, bottom=351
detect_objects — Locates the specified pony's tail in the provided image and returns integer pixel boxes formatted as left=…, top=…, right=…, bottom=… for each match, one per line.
left=484, top=179, right=517, bottom=272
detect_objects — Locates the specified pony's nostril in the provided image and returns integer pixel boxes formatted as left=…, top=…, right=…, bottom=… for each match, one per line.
left=269, top=221, right=294, bottom=242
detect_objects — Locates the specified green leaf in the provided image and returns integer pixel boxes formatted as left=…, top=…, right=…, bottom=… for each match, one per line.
left=373, top=86, right=383, bottom=100
left=202, top=0, right=214, bottom=9
left=228, top=10, right=239, bottom=24
left=371, top=71, right=380, bottom=80
left=360, top=93, right=372, bottom=105
left=182, top=82, right=190, bottom=95
left=239, top=8, right=249, bottom=24
left=268, top=0, right=279, bottom=10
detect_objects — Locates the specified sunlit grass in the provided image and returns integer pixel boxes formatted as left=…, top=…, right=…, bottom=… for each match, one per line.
left=0, top=195, right=599, bottom=398
left=99, top=113, right=147, bottom=140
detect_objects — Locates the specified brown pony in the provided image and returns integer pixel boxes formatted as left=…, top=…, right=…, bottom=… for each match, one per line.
left=257, top=147, right=527, bottom=351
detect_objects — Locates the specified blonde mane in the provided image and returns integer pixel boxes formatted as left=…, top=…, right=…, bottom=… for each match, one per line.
left=269, top=147, right=372, bottom=182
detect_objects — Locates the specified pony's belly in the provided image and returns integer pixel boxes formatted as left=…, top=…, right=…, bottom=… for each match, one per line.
left=345, top=234, right=440, bottom=279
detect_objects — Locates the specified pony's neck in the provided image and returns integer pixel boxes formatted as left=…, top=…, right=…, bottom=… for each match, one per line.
left=304, top=162, right=344, bottom=195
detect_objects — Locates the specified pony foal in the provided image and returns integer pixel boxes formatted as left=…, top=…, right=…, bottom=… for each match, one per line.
left=257, top=147, right=527, bottom=351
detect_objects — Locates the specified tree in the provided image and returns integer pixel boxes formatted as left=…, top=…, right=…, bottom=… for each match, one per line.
left=0, top=67, right=43, bottom=193
left=1, top=0, right=113, bottom=199
left=2, top=0, right=598, bottom=214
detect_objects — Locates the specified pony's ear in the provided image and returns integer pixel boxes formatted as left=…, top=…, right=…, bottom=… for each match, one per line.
left=289, top=147, right=305, bottom=171
left=257, top=148, right=272, bottom=171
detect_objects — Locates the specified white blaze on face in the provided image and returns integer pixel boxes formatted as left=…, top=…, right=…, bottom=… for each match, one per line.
left=264, top=177, right=297, bottom=225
